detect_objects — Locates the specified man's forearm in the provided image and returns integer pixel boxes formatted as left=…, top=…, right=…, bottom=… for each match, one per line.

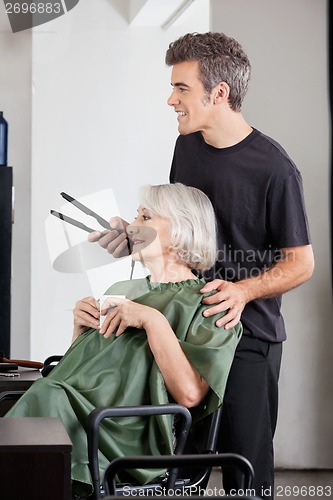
left=201, top=244, right=314, bottom=329
left=237, top=244, right=315, bottom=303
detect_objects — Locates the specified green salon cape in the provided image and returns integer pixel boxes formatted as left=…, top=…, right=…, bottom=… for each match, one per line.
left=6, top=277, right=242, bottom=496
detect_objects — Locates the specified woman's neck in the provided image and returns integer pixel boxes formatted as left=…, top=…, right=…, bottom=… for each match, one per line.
left=148, top=258, right=197, bottom=284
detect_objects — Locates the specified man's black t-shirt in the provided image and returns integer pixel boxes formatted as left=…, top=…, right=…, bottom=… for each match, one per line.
left=170, top=128, right=311, bottom=342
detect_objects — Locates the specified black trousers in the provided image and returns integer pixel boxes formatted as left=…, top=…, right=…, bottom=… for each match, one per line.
left=218, top=335, right=283, bottom=500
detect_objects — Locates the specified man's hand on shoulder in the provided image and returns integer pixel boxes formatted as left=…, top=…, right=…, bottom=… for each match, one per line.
left=200, top=279, right=247, bottom=330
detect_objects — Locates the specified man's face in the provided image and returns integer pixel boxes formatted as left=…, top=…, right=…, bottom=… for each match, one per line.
left=167, top=60, right=214, bottom=135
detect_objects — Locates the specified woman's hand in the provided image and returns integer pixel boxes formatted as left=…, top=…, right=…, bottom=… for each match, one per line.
left=72, top=296, right=100, bottom=343
left=99, top=299, right=161, bottom=338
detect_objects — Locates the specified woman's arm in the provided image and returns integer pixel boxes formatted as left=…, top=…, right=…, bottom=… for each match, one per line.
left=99, top=300, right=209, bottom=408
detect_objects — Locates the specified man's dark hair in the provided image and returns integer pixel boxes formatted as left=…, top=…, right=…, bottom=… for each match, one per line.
left=165, top=32, right=251, bottom=111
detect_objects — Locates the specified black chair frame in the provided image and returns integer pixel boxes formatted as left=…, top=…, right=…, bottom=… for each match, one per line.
left=41, top=355, right=63, bottom=377
left=102, top=453, right=255, bottom=497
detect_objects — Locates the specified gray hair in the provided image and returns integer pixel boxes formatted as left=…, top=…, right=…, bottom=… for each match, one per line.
left=165, top=32, right=251, bottom=111
left=139, top=183, right=217, bottom=271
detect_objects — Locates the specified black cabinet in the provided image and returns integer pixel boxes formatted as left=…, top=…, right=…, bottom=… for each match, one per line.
left=0, top=167, right=12, bottom=356
left=0, top=417, right=72, bottom=500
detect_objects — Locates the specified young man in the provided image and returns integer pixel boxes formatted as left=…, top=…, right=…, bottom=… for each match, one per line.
left=89, top=32, right=314, bottom=499
left=165, top=32, right=314, bottom=499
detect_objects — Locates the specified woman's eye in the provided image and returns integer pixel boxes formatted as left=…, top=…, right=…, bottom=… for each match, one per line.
left=142, top=215, right=151, bottom=221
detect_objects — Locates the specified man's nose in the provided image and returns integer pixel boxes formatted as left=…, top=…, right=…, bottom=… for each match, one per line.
left=167, top=89, right=179, bottom=107
left=126, top=223, right=139, bottom=235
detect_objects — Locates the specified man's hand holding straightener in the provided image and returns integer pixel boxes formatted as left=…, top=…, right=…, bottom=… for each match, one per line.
left=88, top=216, right=130, bottom=258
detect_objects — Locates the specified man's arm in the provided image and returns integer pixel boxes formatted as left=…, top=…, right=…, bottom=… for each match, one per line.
left=201, top=244, right=314, bottom=329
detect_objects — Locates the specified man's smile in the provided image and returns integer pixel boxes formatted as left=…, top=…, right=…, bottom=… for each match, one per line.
left=176, top=110, right=187, bottom=120
left=131, top=238, right=145, bottom=246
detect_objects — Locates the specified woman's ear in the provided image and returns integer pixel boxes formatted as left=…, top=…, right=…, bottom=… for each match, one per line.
left=213, top=81, right=230, bottom=105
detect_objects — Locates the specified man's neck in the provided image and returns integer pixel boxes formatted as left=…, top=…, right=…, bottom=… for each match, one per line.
left=201, top=111, right=253, bottom=149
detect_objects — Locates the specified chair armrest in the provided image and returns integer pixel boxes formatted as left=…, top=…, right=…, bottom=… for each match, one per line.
left=41, top=355, right=63, bottom=377
left=87, top=403, right=192, bottom=500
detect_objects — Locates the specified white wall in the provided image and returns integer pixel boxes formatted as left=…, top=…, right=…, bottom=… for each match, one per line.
left=0, top=3, right=32, bottom=358
left=29, top=0, right=210, bottom=359
left=212, top=0, right=333, bottom=469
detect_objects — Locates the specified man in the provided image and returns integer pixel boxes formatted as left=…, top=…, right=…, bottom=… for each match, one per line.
left=90, top=32, right=314, bottom=499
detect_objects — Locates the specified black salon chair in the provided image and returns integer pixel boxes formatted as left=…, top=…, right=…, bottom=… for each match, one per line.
left=86, top=404, right=254, bottom=499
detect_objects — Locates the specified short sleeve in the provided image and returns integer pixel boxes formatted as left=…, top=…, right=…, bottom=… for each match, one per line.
left=267, top=169, right=311, bottom=248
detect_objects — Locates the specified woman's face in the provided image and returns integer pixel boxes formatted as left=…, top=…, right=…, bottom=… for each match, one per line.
left=126, top=206, right=172, bottom=264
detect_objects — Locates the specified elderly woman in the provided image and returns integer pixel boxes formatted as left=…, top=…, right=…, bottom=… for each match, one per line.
left=6, top=183, right=242, bottom=497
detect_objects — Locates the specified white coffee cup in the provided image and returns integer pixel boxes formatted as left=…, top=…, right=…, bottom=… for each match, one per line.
left=99, top=295, right=126, bottom=317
